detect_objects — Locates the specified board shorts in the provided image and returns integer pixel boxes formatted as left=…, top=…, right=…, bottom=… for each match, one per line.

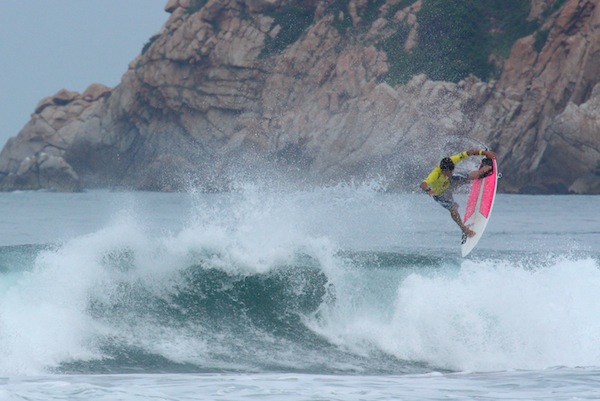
left=432, top=174, right=468, bottom=211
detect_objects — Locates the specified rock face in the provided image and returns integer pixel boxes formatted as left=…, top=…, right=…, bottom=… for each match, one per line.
left=483, top=0, right=600, bottom=193
left=0, top=0, right=599, bottom=193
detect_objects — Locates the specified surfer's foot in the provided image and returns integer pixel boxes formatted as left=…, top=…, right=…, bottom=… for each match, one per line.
left=461, top=229, right=475, bottom=245
left=463, top=228, right=476, bottom=238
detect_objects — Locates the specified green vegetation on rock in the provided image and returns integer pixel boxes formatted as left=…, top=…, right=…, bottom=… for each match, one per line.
left=142, top=34, right=160, bottom=55
left=380, top=0, right=540, bottom=84
left=260, top=6, right=315, bottom=58
left=362, top=0, right=387, bottom=27
left=328, top=0, right=391, bottom=34
left=184, top=0, right=208, bottom=15
left=534, top=28, right=550, bottom=53
left=327, top=0, right=354, bottom=34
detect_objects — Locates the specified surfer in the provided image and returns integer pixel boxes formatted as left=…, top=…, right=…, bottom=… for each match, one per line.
left=420, top=149, right=496, bottom=238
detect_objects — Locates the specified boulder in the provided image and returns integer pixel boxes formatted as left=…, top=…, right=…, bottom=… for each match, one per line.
left=0, top=153, right=80, bottom=192
left=569, top=173, right=600, bottom=194
left=82, top=83, right=111, bottom=102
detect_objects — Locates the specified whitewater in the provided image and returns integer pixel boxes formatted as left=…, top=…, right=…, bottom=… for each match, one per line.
left=0, top=185, right=599, bottom=400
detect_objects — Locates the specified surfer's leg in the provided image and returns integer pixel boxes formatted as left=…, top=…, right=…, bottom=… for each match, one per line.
left=433, top=193, right=475, bottom=237
left=450, top=204, right=475, bottom=237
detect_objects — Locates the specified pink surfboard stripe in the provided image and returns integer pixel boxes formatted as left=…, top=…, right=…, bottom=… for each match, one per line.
left=479, top=160, right=497, bottom=218
left=464, top=177, right=481, bottom=221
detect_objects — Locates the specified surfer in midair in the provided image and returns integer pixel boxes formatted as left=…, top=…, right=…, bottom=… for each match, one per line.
left=420, top=149, right=496, bottom=238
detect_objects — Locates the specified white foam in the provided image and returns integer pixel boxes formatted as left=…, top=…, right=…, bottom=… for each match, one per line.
left=312, top=256, right=600, bottom=372
left=0, top=186, right=346, bottom=374
left=1, top=187, right=598, bottom=375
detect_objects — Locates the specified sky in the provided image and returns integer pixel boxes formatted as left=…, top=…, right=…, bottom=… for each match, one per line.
left=0, top=1, right=168, bottom=148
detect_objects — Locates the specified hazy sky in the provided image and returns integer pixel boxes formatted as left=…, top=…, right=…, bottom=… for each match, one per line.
left=0, top=1, right=168, bottom=148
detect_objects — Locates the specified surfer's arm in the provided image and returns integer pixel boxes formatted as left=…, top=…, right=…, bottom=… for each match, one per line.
left=465, top=149, right=497, bottom=180
left=466, top=149, right=496, bottom=159
left=468, top=170, right=488, bottom=180
left=420, top=168, right=440, bottom=195
left=467, top=163, right=494, bottom=180
left=451, top=148, right=495, bottom=164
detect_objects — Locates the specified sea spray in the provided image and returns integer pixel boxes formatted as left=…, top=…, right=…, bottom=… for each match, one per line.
left=0, top=186, right=350, bottom=374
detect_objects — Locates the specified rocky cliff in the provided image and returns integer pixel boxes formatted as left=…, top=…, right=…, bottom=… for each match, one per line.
left=1, top=0, right=599, bottom=193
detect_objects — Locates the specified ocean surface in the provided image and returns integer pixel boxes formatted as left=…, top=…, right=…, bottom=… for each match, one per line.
left=0, top=184, right=599, bottom=400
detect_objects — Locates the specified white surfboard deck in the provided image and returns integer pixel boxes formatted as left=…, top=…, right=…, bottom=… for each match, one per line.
left=461, top=158, right=498, bottom=257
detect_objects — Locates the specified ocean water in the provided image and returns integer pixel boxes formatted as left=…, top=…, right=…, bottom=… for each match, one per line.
left=0, top=185, right=599, bottom=400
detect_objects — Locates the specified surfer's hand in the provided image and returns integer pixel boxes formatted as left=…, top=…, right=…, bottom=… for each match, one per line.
left=420, top=182, right=435, bottom=196
left=483, top=150, right=496, bottom=159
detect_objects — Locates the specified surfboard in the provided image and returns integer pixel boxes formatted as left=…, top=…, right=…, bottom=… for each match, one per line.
left=461, top=158, right=498, bottom=257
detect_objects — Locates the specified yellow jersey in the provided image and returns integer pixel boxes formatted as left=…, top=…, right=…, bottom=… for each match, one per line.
left=423, top=152, right=469, bottom=195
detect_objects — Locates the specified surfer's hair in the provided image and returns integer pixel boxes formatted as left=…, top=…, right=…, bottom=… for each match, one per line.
left=440, top=157, right=455, bottom=171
